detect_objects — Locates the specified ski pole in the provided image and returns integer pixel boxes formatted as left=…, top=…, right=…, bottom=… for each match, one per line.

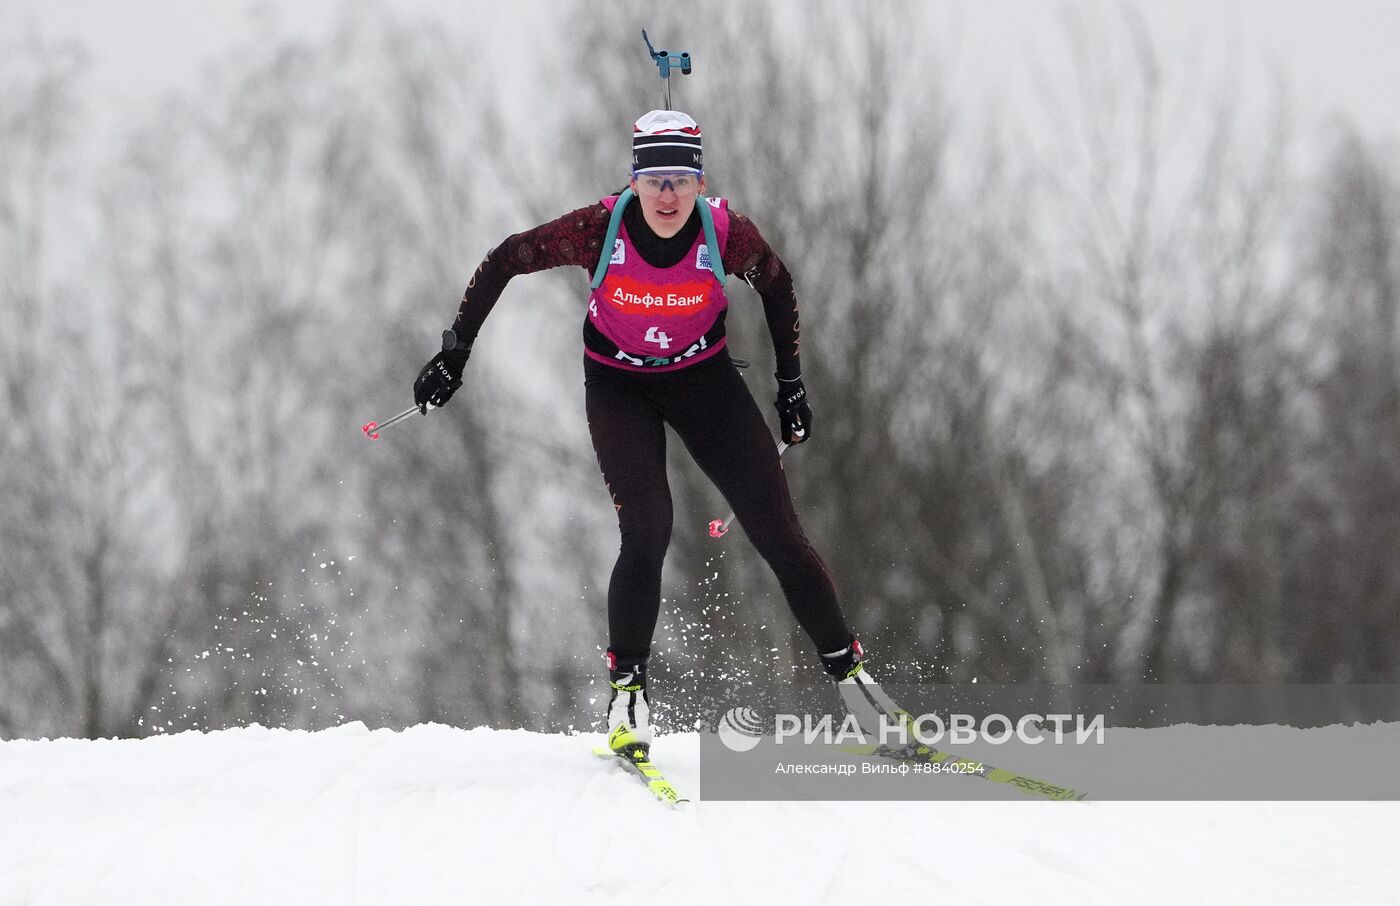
left=361, top=406, right=419, bottom=440
left=708, top=441, right=790, bottom=539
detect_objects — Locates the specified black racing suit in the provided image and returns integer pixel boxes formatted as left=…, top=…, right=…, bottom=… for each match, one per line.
left=450, top=198, right=852, bottom=661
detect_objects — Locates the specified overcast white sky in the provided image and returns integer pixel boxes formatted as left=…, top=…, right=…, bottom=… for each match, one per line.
left=9, top=0, right=1400, bottom=151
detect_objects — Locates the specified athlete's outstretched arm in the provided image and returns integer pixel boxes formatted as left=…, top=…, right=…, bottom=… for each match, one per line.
left=413, top=202, right=611, bottom=412
left=722, top=211, right=803, bottom=382
left=450, top=202, right=613, bottom=349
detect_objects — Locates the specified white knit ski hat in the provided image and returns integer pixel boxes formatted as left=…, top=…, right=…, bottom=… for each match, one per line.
left=631, top=110, right=703, bottom=174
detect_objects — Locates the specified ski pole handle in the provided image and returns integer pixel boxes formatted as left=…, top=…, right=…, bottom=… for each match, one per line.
left=708, top=441, right=790, bottom=539
left=361, top=406, right=419, bottom=440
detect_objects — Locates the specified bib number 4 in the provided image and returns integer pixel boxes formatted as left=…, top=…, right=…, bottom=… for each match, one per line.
left=644, top=326, right=672, bottom=350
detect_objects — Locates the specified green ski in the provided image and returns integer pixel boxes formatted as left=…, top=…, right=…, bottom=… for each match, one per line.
left=592, top=746, right=690, bottom=807
left=834, top=739, right=1088, bottom=801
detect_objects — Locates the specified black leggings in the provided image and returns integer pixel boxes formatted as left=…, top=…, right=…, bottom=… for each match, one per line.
left=584, top=351, right=852, bottom=662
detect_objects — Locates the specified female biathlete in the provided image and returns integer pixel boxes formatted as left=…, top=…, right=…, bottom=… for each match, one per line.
left=413, top=110, right=892, bottom=757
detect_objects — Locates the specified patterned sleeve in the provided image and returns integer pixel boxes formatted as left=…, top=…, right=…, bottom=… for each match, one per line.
left=450, top=202, right=612, bottom=348
left=722, top=208, right=803, bottom=382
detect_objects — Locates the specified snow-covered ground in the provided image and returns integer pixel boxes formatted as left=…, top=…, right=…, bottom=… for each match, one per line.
left=1, top=723, right=1396, bottom=905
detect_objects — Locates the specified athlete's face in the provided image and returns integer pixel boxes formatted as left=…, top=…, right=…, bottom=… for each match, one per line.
left=630, top=171, right=706, bottom=239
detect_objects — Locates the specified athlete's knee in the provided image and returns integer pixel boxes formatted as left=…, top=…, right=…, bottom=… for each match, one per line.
left=618, top=505, right=673, bottom=558
left=744, top=516, right=811, bottom=563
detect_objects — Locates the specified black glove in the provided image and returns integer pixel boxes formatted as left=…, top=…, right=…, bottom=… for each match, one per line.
left=774, top=374, right=812, bottom=444
left=414, top=330, right=471, bottom=413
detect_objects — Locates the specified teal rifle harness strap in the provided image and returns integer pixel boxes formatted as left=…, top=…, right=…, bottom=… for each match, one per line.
left=591, top=189, right=727, bottom=290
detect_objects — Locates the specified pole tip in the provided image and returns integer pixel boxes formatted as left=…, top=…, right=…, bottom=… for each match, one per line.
left=708, top=519, right=728, bottom=539
left=361, top=422, right=380, bottom=440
